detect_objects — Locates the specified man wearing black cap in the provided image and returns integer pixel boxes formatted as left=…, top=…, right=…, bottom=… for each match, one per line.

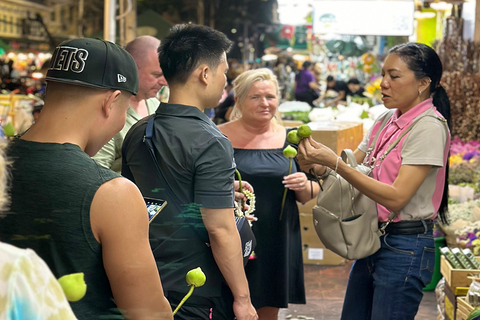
left=122, top=25, right=258, bottom=320
left=0, top=38, right=172, bottom=320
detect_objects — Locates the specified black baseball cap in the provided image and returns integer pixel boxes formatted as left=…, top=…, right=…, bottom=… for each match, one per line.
left=46, top=38, right=139, bottom=95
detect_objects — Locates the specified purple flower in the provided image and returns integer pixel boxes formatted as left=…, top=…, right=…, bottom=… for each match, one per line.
left=463, top=151, right=479, bottom=161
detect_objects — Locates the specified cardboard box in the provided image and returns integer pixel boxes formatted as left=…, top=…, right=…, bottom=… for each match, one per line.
left=281, top=120, right=304, bottom=128
left=444, top=283, right=469, bottom=320
left=297, top=198, right=316, bottom=215
left=456, top=296, right=474, bottom=320
left=308, top=121, right=364, bottom=155
left=441, top=255, right=480, bottom=288
left=299, top=212, right=346, bottom=265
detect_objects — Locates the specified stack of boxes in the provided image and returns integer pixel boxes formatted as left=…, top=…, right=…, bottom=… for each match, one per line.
left=440, top=255, right=479, bottom=319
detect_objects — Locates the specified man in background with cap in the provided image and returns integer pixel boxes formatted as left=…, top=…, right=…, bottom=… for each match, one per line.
left=122, top=24, right=257, bottom=320
left=93, top=35, right=167, bottom=173
left=0, top=38, right=172, bottom=320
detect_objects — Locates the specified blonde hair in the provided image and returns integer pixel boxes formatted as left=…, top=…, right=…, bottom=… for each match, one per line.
left=230, top=68, right=281, bottom=121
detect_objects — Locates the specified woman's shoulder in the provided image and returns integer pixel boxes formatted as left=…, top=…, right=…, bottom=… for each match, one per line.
left=217, top=119, right=239, bottom=135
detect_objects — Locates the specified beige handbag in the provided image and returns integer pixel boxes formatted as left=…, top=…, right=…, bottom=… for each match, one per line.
left=312, top=111, right=440, bottom=260
left=312, top=149, right=397, bottom=260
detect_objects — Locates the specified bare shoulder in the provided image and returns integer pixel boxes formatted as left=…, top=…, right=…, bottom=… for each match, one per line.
left=217, top=119, right=240, bottom=135
left=90, top=177, right=148, bottom=242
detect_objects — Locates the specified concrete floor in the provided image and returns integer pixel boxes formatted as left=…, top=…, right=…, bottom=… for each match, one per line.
left=278, top=261, right=438, bottom=320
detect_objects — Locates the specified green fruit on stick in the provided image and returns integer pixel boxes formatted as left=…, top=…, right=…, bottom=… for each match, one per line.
left=283, top=145, right=297, bottom=158
left=297, top=124, right=312, bottom=139
left=186, top=267, right=206, bottom=287
left=280, top=146, right=296, bottom=221
left=173, top=267, right=206, bottom=316
left=287, top=130, right=301, bottom=144
left=58, top=272, right=87, bottom=302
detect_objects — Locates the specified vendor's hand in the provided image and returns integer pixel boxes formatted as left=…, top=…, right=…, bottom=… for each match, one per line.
left=234, top=180, right=254, bottom=202
left=283, top=172, right=308, bottom=191
left=298, top=137, right=338, bottom=168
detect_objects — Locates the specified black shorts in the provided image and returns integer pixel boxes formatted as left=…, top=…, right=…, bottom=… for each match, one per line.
left=169, top=283, right=234, bottom=320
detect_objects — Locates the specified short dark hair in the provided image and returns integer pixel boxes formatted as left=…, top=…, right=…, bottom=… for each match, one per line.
left=159, top=24, right=233, bottom=85
left=302, top=61, right=312, bottom=69
left=347, top=78, right=360, bottom=85
left=326, top=75, right=334, bottom=82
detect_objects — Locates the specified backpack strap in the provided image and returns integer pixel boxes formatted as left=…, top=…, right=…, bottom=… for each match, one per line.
left=144, top=116, right=184, bottom=213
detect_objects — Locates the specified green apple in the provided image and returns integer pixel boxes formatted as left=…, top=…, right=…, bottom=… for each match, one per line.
left=283, top=145, right=297, bottom=158
left=186, top=267, right=206, bottom=287
left=287, top=130, right=301, bottom=144
left=58, top=272, right=87, bottom=302
left=297, top=124, right=312, bottom=139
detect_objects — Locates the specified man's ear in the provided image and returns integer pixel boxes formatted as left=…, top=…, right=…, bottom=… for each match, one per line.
left=198, top=65, right=209, bottom=86
left=102, top=90, right=122, bottom=118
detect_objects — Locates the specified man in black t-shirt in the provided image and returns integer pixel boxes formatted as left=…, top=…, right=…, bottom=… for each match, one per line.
left=346, top=78, right=366, bottom=98
left=122, top=24, right=258, bottom=320
left=323, top=75, right=348, bottom=106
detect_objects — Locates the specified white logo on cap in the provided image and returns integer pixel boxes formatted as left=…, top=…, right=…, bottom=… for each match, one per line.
left=117, top=74, right=127, bottom=83
left=50, top=46, right=88, bottom=73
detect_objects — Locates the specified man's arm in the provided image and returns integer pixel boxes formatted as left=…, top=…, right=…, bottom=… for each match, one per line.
left=201, top=208, right=257, bottom=320
left=90, top=177, right=172, bottom=320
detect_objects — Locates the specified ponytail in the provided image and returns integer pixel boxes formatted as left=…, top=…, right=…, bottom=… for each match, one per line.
left=433, top=85, right=451, bottom=225
left=433, top=85, right=451, bottom=129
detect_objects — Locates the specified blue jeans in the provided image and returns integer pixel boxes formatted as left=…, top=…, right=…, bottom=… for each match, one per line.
left=340, top=231, right=435, bottom=320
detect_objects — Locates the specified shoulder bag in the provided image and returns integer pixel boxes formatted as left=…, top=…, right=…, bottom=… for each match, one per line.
left=312, top=111, right=443, bottom=260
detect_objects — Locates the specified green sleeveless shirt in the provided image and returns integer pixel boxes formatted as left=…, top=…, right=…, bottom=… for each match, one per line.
left=0, top=139, right=122, bottom=319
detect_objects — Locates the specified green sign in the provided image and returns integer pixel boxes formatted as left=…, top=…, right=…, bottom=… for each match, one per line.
left=264, top=25, right=309, bottom=50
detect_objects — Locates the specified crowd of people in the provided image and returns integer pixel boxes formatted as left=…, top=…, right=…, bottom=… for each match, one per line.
left=0, top=23, right=451, bottom=320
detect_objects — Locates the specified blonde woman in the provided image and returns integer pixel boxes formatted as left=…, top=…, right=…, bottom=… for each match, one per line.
left=218, top=68, right=320, bottom=320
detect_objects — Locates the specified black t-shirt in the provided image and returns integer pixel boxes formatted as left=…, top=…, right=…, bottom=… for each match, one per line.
left=346, top=86, right=366, bottom=97
left=122, top=103, right=236, bottom=299
left=327, top=80, right=348, bottom=93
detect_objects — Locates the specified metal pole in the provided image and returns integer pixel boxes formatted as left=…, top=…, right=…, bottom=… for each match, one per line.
left=104, top=0, right=116, bottom=42
left=475, top=0, right=480, bottom=46
left=78, top=0, right=84, bottom=37
left=243, top=20, right=249, bottom=71
left=119, top=0, right=124, bottom=46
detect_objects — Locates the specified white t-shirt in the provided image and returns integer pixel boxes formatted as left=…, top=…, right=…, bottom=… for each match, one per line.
left=0, top=242, right=77, bottom=320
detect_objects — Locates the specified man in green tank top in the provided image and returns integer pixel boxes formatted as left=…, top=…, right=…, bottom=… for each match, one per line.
left=0, top=38, right=172, bottom=319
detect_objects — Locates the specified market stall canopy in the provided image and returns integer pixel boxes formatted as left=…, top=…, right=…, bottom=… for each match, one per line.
left=137, top=9, right=173, bottom=39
